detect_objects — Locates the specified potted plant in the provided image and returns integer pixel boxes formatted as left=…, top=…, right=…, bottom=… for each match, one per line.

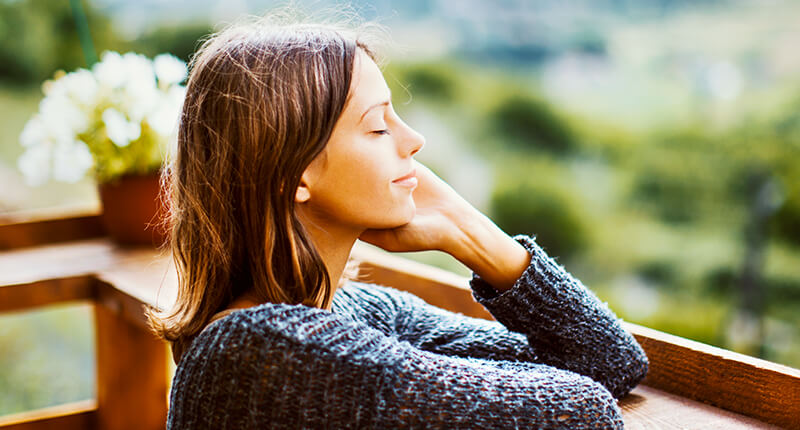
left=17, top=50, right=187, bottom=246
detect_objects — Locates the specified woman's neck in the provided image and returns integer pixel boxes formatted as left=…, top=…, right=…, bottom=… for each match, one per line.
left=296, top=209, right=362, bottom=310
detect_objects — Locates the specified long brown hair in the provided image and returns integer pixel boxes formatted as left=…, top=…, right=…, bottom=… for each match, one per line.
left=146, top=13, right=381, bottom=362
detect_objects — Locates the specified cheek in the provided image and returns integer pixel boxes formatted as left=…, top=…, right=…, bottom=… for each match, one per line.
left=315, top=148, right=415, bottom=228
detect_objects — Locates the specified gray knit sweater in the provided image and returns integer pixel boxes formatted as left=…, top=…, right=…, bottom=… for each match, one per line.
left=167, top=234, right=648, bottom=429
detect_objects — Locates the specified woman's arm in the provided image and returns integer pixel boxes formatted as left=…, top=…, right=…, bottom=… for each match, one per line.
left=348, top=234, right=647, bottom=399
left=357, top=161, right=647, bottom=398
left=435, top=179, right=648, bottom=398
left=168, top=304, right=623, bottom=429
left=415, top=228, right=648, bottom=399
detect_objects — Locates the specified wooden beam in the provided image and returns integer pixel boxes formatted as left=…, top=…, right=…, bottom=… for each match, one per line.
left=627, top=323, right=800, bottom=430
left=0, top=239, right=117, bottom=287
left=0, top=277, right=94, bottom=314
left=0, top=209, right=104, bottom=251
left=620, top=386, right=779, bottom=429
left=93, top=300, right=168, bottom=430
left=0, top=400, right=96, bottom=430
left=94, top=280, right=162, bottom=332
left=352, top=244, right=492, bottom=321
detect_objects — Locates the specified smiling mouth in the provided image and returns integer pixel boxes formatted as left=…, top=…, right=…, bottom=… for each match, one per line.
left=392, top=175, right=418, bottom=188
left=392, top=169, right=416, bottom=183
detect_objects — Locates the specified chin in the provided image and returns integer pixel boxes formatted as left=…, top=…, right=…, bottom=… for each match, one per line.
left=397, top=200, right=417, bottom=224
left=372, top=203, right=416, bottom=229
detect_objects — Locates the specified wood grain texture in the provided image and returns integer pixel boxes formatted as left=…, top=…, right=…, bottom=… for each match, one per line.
left=628, top=323, right=800, bottom=430
left=94, top=301, right=168, bottom=430
left=0, top=276, right=94, bottom=314
left=0, top=208, right=104, bottom=251
left=621, top=386, right=781, bottom=429
left=0, top=400, right=96, bottom=430
left=0, top=239, right=117, bottom=286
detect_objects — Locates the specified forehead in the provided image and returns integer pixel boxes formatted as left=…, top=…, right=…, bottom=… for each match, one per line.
left=344, top=50, right=389, bottom=114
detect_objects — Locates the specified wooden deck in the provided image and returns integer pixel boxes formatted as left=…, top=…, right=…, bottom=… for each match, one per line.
left=0, top=212, right=798, bottom=429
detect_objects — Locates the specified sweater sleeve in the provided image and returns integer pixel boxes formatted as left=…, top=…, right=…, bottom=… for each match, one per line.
left=384, top=234, right=648, bottom=399
left=470, top=234, right=648, bottom=398
left=167, top=303, right=623, bottom=429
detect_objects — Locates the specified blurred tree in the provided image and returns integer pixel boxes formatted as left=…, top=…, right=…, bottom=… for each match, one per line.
left=0, top=0, right=119, bottom=83
left=736, top=169, right=783, bottom=357
left=627, top=127, right=733, bottom=225
left=772, top=179, right=800, bottom=247
left=723, top=100, right=800, bottom=248
left=130, top=21, right=213, bottom=64
left=636, top=259, right=677, bottom=287
left=486, top=93, right=575, bottom=154
left=628, top=159, right=701, bottom=224
left=489, top=180, right=588, bottom=261
left=394, top=63, right=457, bottom=103
left=703, top=265, right=738, bottom=298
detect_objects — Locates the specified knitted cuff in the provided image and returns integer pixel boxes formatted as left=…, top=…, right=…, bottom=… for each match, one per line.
left=469, top=233, right=541, bottom=303
left=468, top=233, right=604, bottom=336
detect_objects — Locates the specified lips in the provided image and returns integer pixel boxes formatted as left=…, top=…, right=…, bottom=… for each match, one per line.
left=392, top=169, right=416, bottom=183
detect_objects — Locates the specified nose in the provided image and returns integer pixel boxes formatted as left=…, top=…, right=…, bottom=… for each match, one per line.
left=398, top=122, right=425, bottom=158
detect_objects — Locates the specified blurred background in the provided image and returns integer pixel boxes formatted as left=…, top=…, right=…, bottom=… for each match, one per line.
left=1, top=0, right=798, bottom=416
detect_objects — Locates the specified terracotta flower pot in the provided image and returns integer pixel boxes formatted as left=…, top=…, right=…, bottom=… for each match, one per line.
left=97, top=173, right=169, bottom=247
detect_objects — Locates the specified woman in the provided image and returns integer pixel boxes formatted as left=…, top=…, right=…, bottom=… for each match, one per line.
left=147, top=14, right=648, bottom=429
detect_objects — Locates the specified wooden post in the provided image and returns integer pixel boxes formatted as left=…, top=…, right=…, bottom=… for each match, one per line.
left=94, top=292, right=168, bottom=430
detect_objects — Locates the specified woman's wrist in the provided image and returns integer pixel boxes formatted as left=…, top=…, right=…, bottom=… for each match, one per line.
left=443, top=206, right=531, bottom=292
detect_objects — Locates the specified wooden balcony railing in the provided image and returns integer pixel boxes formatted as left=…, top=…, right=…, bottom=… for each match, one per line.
left=0, top=210, right=798, bottom=429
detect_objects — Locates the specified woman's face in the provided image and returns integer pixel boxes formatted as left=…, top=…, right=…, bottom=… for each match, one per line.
left=295, top=49, right=425, bottom=232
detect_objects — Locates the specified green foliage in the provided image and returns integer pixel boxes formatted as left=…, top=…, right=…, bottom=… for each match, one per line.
left=81, top=122, right=165, bottom=183
left=486, top=93, right=575, bottom=154
left=570, top=117, right=638, bottom=162
left=0, top=304, right=94, bottom=415
left=490, top=179, right=589, bottom=261
left=397, top=63, right=457, bottom=102
left=721, top=103, right=800, bottom=248
left=635, top=259, right=677, bottom=287
left=626, top=127, right=738, bottom=225
left=0, top=0, right=119, bottom=83
left=772, top=185, right=800, bottom=246
left=702, top=265, right=738, bottom=298
left=131, top=22, right=213, bottom=64
left=628, top=161, right=702, bottom=224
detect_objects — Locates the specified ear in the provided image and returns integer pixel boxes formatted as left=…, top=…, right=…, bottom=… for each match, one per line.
left=295, top=173, right=311, bottom=203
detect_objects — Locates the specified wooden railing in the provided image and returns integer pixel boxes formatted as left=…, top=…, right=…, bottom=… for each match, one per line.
left=0, top=211, right=798, bottom=429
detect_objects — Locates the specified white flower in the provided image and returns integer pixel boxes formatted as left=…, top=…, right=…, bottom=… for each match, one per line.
left=92, top=51, right=127, bottom=89
left=60, top=69, right=99, bottom=107
left=147, top=85, right=185, bottom=137
left=119, top=53, right=159, bottom=123
left=122, top=82, right=161, bottom=124
left=17, top=144, right=52, bottom=186
left=102, top=108, right=141, bottom=147
left=39, top=92, right=89, bottom=141
left=154, top=54, right=188, bottom=86
left=20, top=116, right=47, bottom=148
left=52, top=139, right=94, bottom=183
left=122, top=52, right=157, bottom=93
left=20, top=50, right=188, bottom=185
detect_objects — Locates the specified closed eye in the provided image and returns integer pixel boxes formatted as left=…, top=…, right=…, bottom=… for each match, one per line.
left=371, top=129, right=390, bottom=135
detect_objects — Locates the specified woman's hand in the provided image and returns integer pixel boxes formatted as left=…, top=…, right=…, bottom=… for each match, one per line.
left=358, top=160, right=531, bottom=292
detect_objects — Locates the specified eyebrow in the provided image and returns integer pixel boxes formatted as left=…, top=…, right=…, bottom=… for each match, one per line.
left=359, top=92, right=392, bottom=123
